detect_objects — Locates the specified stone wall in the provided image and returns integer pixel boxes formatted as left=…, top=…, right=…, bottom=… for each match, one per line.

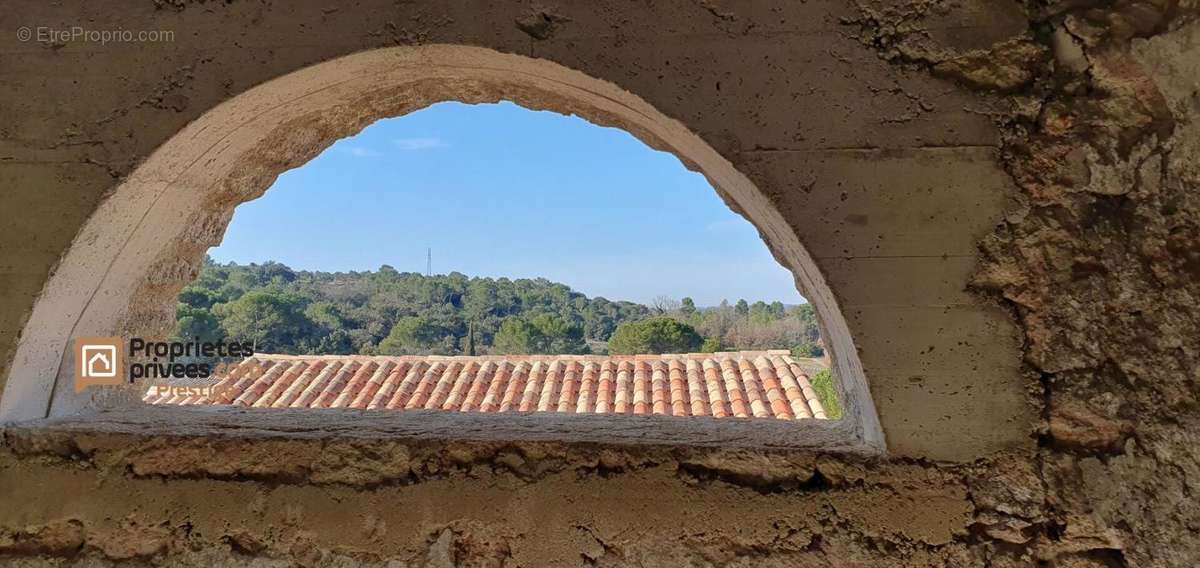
left=1, top=0, right=1197, bottom=566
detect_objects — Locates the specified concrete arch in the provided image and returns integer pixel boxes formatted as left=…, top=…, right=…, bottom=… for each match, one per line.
left=0, top=45, right=884, bottom=453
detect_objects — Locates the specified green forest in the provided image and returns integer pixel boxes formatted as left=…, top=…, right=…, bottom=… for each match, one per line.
left=174, top=258, right=841, bottom=417
left=174, top=258, right=826, bottom=358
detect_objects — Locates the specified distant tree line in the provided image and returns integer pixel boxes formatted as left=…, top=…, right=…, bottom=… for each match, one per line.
left=173, top=258, right=826, bottom=358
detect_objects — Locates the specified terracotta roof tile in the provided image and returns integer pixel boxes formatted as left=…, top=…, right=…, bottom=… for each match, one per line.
left=632, top=361, right=650, bottom=415
left=668, top=359, right=688, bottom=417
left=149, top=351, right=831, bottom=421
left=271, top=360, right=327, bottom=409
left=365, top=362, right=410, bottom=410
left=497, top=361, right=527, bottom=412
left=408, top=361, right=447, bottom=409
left=313, top=362, right=362, bottom=408
left=556, top=361, right=578, bottom=413
left=685, top=359, right=709, bottom=417
left=595, top=361, right=615, bottom=413
left=332, top=361, right=389, bottom=408
left=538, top=360, right=561, bottom=413
left=521, top=361, right=545, bottom=412
left=461, top=361, right=495, bottom=411
left=294, top=362, right=343, bottom=408
left=385, top=361, right=427, bottom=409
left=441, top=360, right=477, bottom=411
left=701, top=359, right=727, bottom=417
left=718, top=358, right=748, bottom=418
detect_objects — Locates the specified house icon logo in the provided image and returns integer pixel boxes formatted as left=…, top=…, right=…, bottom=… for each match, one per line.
left=74, top=337, right=125, bottom=392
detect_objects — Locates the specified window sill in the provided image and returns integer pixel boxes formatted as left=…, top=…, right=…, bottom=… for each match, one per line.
left=4, top=404, right=874, bottom=457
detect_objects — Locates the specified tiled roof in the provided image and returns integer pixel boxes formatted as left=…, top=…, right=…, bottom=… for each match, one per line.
left=145, top=350, right=829, bottom=420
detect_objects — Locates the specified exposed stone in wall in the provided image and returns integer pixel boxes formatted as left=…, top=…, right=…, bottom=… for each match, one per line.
left=855, top=0, right=1200, bottom=565
left=0, top=418, right=1017, bottom=566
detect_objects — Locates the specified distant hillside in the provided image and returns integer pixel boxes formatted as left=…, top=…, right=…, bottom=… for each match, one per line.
left=174, top=257, right=824, bottom=357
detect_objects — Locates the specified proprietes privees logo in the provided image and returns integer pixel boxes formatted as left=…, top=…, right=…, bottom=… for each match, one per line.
left=74, top=337, right=253, bottom=393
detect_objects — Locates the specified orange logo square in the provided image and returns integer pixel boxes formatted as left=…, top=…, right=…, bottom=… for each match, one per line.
left=74, top=337, right=125, bottom=392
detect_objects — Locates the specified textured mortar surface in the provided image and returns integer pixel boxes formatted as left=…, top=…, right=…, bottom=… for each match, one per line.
left=1, top=0, right=1198, bottom=566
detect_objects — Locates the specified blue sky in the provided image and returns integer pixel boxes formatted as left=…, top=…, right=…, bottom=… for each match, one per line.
left=209, top=101, right=804, bottom=306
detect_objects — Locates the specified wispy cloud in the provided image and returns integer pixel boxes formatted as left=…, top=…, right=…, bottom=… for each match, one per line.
left=393, top=137, right=448, bottom=151
left=345, top=146, right=382, bottom=158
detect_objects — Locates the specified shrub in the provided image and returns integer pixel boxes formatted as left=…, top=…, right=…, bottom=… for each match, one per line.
left=608, top=316, right=704, bottom=355
left=809, top=369, right=843, bottom=419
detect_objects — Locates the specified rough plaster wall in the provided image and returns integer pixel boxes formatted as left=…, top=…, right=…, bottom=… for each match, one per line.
left=0, top=1, right=1197, bottom=567
left=851, top=0, right=1200, bottom=565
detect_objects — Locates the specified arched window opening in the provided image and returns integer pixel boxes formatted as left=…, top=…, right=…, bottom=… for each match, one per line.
left=0, top=46, right=881, bottom=454
left=150, top=102, right=843, bottom=422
